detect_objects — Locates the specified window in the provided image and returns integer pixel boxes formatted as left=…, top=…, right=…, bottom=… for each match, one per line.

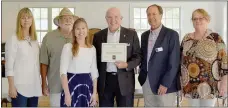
left=30, top=8, right=48, bottom=44
left=29, top=8, right=75, bottom=44
left=133, top=7, right=181, bottom=42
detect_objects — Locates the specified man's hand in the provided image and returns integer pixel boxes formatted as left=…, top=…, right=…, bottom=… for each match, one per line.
left=115, top=61, right=128, bottom=69
left=42, top=83, right=49, bottom=96
left=158, top=84, right=168, bottom=95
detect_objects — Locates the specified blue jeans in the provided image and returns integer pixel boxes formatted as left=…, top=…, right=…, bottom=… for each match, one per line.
left=11, top=93, right=39, bottom=107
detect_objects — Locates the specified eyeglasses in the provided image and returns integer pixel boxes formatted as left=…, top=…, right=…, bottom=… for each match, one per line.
left=192, top=17, right=205, bottom=22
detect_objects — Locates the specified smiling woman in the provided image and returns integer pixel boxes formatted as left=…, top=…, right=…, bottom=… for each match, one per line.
left=60, top=18, right=99, bottom=107
left=16, top=8, right=37, bottom=41
left=180, top=8, right=228, bottom=107
left=5, top=7, right=42, bottom=107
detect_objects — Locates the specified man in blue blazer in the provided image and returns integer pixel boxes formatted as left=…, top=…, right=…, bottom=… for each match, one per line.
left=138, top=4, right=181, bottom=107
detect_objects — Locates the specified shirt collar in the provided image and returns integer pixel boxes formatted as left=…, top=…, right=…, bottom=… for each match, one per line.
left=150, top=24, right=162, bottom=35
left=108, top=27, right=121, bottom=35
left=56, top=29, right=72, bottom=39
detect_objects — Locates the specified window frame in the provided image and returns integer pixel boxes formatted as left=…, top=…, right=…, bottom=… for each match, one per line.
left=130, top=6, right=181, bottom=42
left=28, top=7, right=75, bottom=44
left=29, top=7, right=49, bottom=44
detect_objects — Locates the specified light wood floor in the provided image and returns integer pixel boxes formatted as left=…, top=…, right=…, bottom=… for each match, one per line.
left=2, top=96, right=227, bottom=107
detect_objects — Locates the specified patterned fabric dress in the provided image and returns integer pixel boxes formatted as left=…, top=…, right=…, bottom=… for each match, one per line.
left=60, top=73, right=93, bottom=107
left=180, top=30, right=227, bottom=99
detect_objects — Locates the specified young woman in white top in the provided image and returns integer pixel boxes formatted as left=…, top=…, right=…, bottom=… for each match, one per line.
left=5, top=7, right=42, bottom=107
left=60, top=18, right=99, bottom=107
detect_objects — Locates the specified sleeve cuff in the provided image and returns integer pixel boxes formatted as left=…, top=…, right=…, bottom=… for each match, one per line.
left=161, top=78, right=171, bottom=88
left=91, top=72, right=99, bottom=80
left=40, top=61, right=49, bottom=65
left=60, top=72, right=66, bottom=77
left=6, top=71, right=14, bottom=76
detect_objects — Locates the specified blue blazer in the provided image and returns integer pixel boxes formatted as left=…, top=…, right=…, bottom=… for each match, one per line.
left=138, top=25, right=181, bottom=94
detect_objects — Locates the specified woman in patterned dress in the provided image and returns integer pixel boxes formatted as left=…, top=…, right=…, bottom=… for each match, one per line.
left=60, top=18, right=98, bottom=107
left=180, top=9, right=227, bottom=107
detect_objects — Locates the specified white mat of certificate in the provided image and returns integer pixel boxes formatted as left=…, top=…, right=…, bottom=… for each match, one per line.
left=102, top=43, right=127, bottom=62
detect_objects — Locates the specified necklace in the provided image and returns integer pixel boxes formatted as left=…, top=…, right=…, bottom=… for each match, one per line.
left=193, top=31, right=207, bottom=41
left=25, top=36, right=32, bottom=47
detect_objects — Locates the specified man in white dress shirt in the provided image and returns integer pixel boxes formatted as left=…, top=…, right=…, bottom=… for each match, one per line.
left=93, top=7, right=141, bottom=107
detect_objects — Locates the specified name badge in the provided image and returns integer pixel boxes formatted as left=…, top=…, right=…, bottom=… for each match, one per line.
left=155, top=47, right=163, bottom=52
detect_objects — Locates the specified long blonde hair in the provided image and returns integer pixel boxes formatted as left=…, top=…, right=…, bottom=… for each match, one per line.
left=16, top=7, right=37, bottom=41
left=72, top=18, right=92, bottom=56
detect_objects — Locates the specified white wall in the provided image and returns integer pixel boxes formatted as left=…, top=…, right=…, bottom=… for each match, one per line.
left=213, top=2, right=227, bottom=45
left=2, top=2, right=20, bottom=43
left=129, top=1, right=223, bottom=40
left=2, top=1, right=227, bottom=44
left=75, top=2, right=130, bottom=29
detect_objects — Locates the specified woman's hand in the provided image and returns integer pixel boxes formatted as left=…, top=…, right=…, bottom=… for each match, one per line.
left=65, top=93, right=71, bottom=107
left=90, top=93, right=98, bottom=107
left=9, top=84, right=17, bottom=98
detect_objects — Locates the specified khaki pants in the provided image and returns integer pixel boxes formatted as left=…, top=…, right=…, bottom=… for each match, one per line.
left=49, top=93, right=61, bottom=107
left=142, top=76, right=176, bottom=107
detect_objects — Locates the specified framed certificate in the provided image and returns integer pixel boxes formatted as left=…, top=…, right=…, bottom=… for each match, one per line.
left=102, top=43, right=127, bottom=62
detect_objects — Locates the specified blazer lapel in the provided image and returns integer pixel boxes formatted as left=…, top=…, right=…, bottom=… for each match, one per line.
left=119, top=27, right=126, bottom=43
left=143, top=30, right=150, bottom=61
left=149, top=26, right=166, bottom=61
left=102, top=28, right=108, bottom=43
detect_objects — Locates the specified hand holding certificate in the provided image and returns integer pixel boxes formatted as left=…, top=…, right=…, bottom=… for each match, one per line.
left=115, top=61, right=128, bottom=69
left=102, top=43, right=127, bottom=62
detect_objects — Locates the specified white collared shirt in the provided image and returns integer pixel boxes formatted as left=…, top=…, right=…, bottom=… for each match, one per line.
left=106, top=27, right=121, bottom=72
left=5, top=34, right=42, bottom=97
left=147, top=24, right=162, bottom=71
